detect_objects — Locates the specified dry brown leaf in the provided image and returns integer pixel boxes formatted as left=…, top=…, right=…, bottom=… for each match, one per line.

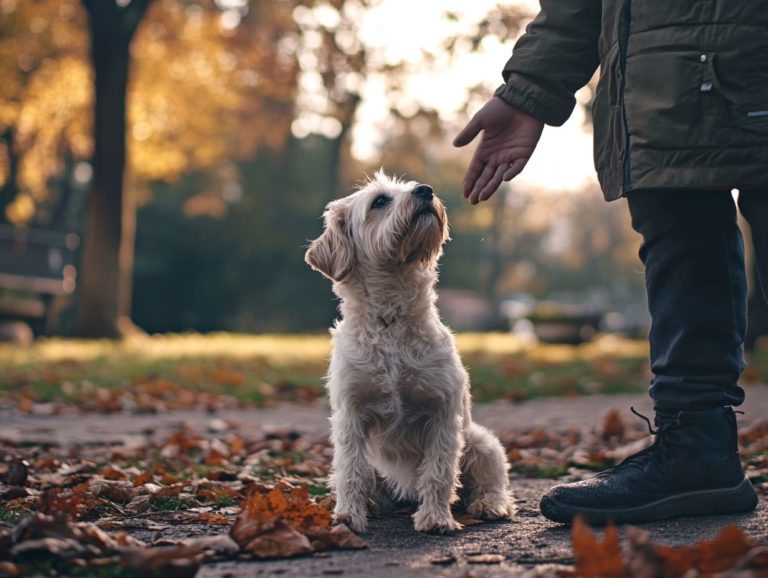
left=6, top=461, right=29, bottom=487
left=455, top=513, right=484, bottom=526
left=123, top=495, right=152, bottom=515
left=306, top=524, right=367, bottom=551
left=89, top=479, right=138, bottom=503
left=230, top=435, right=245, bottom=454
left=241, top=482, right=332, bottom=532
left=230, top=482, right=359, bottom=559
left=192, top=511, right=231, bottom=525
left=98, top=467, right=128, bottom=481
left=7, top=513, right=144, bottom=562
left=133, top=472, right=153, bottom=487
left=231, top=517, right=312, bottom=559
left=154, top=483, right=185, bottom=498
left=38, top=484, right=103, bottom=519
left=571, top=516, right=625, bottom=578
left=120, top=544, right=202, bottom=578
left=195, top=485, right=241, bottom=505
left=600, top=409, right=626, bottom=441
left=655, top=525, right=754, bottom=576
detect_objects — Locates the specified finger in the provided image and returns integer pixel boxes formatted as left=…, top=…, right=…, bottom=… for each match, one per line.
left=453, top=114, right=482, bottom=148
left=468, top=164, right=495, bottom=204
left=461, top=155, right=485, bottom=198
left=478, top=165, right=507, bottom=202
left=502, top=158, right=528, bottom=181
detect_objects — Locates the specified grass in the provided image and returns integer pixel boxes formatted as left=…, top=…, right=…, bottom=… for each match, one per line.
left=0, top=332, right=663, bottom=408
left=10, top=333, right=768, bottom=404
left=3, top=331, right=766, bottom=408
left=0, top=506, right=29, bottom=526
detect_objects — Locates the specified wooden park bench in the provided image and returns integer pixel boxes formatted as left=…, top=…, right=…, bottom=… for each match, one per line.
left=0, top=224, right=80, bottom=336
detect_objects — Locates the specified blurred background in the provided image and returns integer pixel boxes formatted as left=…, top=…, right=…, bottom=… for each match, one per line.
left=0, top=0, right=765, bottom=347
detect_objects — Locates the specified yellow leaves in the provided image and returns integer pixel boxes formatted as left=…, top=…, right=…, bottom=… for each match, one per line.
left=5, top=193, right=35, bottom=225
left=1, top=0, right=300, bottom=219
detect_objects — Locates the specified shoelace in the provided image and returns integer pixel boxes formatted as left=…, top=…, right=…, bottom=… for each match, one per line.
left=602, top=407, right=678, bottom=473
left=630, top=406, right=658, bottom=435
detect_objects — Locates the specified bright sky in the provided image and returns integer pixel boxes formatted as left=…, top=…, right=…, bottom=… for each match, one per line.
left=351, top=0, right=597, bottom=193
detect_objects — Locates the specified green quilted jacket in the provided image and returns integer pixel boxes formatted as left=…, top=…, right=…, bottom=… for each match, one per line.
left=494, top=0, right=768, bottom=200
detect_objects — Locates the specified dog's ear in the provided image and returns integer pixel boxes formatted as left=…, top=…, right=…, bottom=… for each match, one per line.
left=305, top=202, right=355, bottom=282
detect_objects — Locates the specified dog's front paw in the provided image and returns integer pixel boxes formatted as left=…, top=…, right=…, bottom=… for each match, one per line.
left=335, top=509, right=368, bottom=533
left=412, top=507, right=462, bottom=534
left=467, top=493, right=515, bottom=520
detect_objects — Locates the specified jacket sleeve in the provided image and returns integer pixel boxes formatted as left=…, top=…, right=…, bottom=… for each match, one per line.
left=494, top=0, right=602, bottom=126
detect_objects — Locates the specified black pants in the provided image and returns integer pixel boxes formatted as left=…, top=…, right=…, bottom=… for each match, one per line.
left=626, top=190, right=768, bottom=411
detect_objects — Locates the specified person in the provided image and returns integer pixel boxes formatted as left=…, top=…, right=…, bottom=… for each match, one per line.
left=454, top=0, right=766, bottom=525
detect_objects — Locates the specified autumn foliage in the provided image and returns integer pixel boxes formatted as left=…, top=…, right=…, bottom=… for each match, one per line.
left=230, top=481, right=365, bottom=559
left=570, top=516, right=768, bottom=578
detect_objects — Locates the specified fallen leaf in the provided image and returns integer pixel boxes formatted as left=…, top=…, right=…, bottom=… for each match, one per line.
left=133, top=472, right=154, bottom=487
left=655, top=524, right=754, bottom=576
left=306, top=524, right=367, bottom=551
left=231, top=517, right=312, bottom=559
left=191, top=511, right=231, bottom=525
left=455, top=513, right=484, bottom=526
left=600, top=409, right=626, bottom=441
left=123, top=495, right=152, bottom=515
left=6, top=461, right=29, bottom=487
left=120, top=544, right=202, bottom=578
left=571, top=517, right=624, bottom=578
left=38, top=484, right=104, bottom=520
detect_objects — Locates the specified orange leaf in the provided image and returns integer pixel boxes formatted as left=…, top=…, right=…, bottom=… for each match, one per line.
left=193, top=511, right=231, bottom=525
left=230, top=518, right=312, bottom=559
left=655, top=525, right=754, bottom=576
left=572, top=517, right=625, bottom=578
left=307, top=524, right=368, bottom=551
left=133, top=472, right=153, bottom=487
left=600, top=409, right=626, bottom=440
left=230, top=435, right=245, bottom=455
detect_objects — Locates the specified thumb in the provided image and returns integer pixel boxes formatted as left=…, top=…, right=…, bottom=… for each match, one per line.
left=452, top=113, right=483, bottom=148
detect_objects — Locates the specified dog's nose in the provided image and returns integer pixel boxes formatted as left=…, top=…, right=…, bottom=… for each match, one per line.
left=412, top=184, right=434, bottom=199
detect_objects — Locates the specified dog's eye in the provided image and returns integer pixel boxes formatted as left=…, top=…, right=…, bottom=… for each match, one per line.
left=371, top=195, right=391, bottom=209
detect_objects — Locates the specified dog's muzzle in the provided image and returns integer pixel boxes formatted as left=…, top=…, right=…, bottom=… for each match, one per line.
left=411, top=184, right=438, bottom=220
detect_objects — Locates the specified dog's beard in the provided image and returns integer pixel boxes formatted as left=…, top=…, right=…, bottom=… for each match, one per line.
left=397, top=206, right=446, bottom=264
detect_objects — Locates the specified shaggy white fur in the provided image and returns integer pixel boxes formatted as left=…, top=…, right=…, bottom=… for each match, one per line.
left=306, top=172, right=514, bottom=533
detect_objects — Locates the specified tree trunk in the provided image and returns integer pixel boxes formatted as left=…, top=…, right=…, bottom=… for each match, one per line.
left=327, top=93, right=361, bottom=202
left=77, top=0, right=151, bottom=338
left=0, top=128, right=20, bottom=223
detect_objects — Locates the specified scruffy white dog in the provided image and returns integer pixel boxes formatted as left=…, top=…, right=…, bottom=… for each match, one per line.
left=305, top=172, right=514, bottom=533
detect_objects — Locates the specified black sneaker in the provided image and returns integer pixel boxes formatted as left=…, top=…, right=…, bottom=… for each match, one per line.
left=539, top=406, right=758, bottom=525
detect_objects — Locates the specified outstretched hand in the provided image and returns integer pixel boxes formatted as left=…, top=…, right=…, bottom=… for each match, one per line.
left=453, top=97, right=544, bottom=204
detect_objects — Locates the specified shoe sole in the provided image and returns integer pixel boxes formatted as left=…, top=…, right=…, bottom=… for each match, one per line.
left=539, top=476, right=758, bottom=525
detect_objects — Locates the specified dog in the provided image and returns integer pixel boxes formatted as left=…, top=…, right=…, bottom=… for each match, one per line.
left=305, top=172, right=514, bottom=533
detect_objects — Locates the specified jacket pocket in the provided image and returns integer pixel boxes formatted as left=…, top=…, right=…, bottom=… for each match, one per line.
left=712, top=51, right=768, bottom=126
left=624, top=50, right=704, bottom=148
